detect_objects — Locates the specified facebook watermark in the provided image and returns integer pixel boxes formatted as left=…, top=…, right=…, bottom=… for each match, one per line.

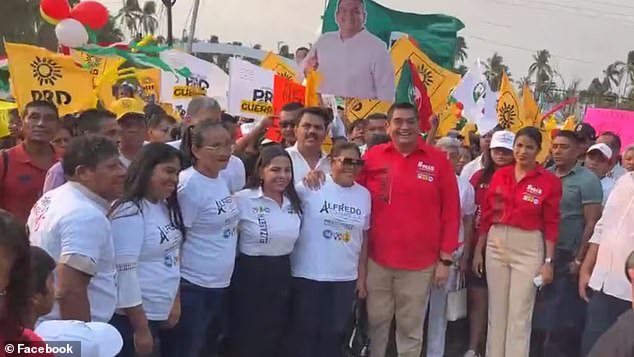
left=3, top=341, right=81, bottom=356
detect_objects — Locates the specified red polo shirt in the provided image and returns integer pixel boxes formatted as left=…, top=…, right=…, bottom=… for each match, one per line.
left=0, top=143, right=59, bottom=223
left=357, top=138, right=460, bottom=270
left=478, top=165, right=562, bottom=243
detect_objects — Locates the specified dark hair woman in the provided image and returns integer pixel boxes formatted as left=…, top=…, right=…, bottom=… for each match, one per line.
left=288, top=141, right=372, bottom=356
left=108, top=143, right=185, bottom=357
left=161, top=120, right=240, bottom=357
left=463, top=130, right=515, bottom=357
left=478, top=127, right=562, bottom=357
left=230, top=144, right=303, bottom=357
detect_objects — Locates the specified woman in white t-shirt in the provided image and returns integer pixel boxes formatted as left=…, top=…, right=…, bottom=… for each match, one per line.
left=289, top=142, right=371, bottom=357
left=231, top=144, right=303, bottom=357
left=161, top=120, right=240, bottom=357
left=108, top=143, right=185, bottom=357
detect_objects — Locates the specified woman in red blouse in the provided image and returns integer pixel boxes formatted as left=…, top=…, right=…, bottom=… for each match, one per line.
left=463, top=130, right=515, bottom=357
left=476, top=127, right=562, bottom=357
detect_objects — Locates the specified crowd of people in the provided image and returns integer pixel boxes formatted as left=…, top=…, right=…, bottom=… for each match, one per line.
left=0, top=88, right=634, bottom=357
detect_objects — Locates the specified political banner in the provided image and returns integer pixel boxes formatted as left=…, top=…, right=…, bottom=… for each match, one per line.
left=272, top=75, right=305, bottom=114
left=261, top=52, right=299, bottom=82
left=497, top=72, right=524, bottom=133
left=345, top=98, right=391, bottom=122
left=70, top=50, right=125, bottom=86
left=135, top=68, right=161, bottom=102
left=227, top=58, right=274, bottom=119
left=584, top=108, right=634, bottom=154
left=5, top=43, right=96, bottom=116
left=160, top=49, right=228, bottom=118
left=391, top=37, right=461, bottom=114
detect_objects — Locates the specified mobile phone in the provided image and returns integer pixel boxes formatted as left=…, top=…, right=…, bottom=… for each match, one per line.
left=533, top=275, right=544, bottom=288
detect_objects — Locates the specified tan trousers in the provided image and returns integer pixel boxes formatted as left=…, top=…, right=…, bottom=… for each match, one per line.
left=366, top=258, right=434, bottom=357
left=485, top=225, right=544, bottom=357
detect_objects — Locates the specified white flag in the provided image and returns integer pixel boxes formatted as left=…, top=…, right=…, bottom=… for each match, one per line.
left=227, top=58, right=275, bottom=120
left=451, top=59, right=488, bottom=123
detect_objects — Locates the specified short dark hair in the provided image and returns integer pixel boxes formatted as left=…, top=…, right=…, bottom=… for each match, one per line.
left=515, top=126, right=542, bottom=149
left=387, top=102, right=416, bottom=121
left=600, top=131, right=622, bottom=153
left=30, top=246, right=55, bottom=295
left=76, top=109, right=116, bottom=135
left=366, top=113, right=388, bottom=122
left=146, top=113, right=176, bottom=129
left=554, top=130, right=581, bottom=144
left=60, top=115, right=77, bottom=136
left=23, top=100, right=59, bottom=119
left=297, top=107, right=332, bottom=127
left=330, top=141, right=361, bottom=158
left=281, top=102, right=304, bottom=113
left=350, top=119, right=366, bottom=132
left=62, top=136, right=120, bottom=177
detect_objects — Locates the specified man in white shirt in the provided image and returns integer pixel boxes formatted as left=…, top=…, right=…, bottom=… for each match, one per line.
left=427, top=137, right=476, bottom=357
left=286, top=107, right=332, bottom=182
left=596, top=131, right=628, bottom=181
left=585, top=143, right=617, bottom=205
left=579, top=172, right=634, bottom=355
left=28, top=136, right=127, bottom=323
left=303, top=0, right=395, bottom=100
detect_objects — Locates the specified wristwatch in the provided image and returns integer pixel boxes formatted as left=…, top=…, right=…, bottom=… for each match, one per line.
left=544, top=257, right=553, bottom=264
left=440, top=258, right=453, bottom=267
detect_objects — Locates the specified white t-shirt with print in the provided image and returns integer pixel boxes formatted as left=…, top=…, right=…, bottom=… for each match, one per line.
left=178, top=167, right=240, bottom=288
left=234, top=188, right=301, bottom=256
left=286, top=144, right=331, bottom=183
left=291, top=176, right=371, bottom=281
left=27, top=182, right=116, bottom=323
left=110, top=200, right=183, bottom=321
left=166, top=140, right=246, bottom=193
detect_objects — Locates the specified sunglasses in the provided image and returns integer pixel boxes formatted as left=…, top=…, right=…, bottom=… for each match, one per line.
left=336, top=157, right=365, bottom=167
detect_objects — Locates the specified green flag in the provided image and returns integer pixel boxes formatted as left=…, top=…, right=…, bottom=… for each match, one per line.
left=321, top=0, right=464, bottom=69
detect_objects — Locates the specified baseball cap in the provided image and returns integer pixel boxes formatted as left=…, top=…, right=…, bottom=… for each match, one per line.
left=587, top=143, right=612, bottom=159
left=108, top=97, right=146, bottom=120
left=490, top=130, right=515, bottom=151
left=35, top=320, right=123, bottom=357
left=574, top=123, right=597, bottom=141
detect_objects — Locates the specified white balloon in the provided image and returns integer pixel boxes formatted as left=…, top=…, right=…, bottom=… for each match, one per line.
left=55, top=19, right=88, bottom=48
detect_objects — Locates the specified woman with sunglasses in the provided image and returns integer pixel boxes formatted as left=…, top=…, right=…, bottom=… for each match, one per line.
left=231, top=145, right=303, bottom=357
left=161, top=120, right=240, bottom=357
left=109, top=143, right=185, bottom=357
left=288, top=141, right=371, bottom=357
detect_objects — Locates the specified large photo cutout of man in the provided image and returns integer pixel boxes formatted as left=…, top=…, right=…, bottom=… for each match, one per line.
left=304, top=0, right=395, bottom=101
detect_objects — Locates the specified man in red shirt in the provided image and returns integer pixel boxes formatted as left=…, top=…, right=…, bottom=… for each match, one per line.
left=0, top=101, right=60, bottom=223
left=357, top=102, right=460, bottom=357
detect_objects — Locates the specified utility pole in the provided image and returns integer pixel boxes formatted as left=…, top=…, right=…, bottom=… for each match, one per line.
left=187, top=0, right=201, bottom=53
left=162, top=0, right=176, bottom=46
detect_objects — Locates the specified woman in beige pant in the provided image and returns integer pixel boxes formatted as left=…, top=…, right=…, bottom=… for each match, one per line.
left=473, top=127, right=562, bottom=357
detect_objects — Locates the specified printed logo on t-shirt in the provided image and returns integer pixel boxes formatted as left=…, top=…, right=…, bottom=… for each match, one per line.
left=252, top=206, right=271, bottom=214
left=158, top=223, right=181, bottom=268
left=522, top=184, right=543, bottom=205
left=322, top=229, right=351, bottom=242
left=416, top=161, right=436, bottom=182
left=257, top=214, right=269, bottom=243
left=30, top=195, right=52, bottom=233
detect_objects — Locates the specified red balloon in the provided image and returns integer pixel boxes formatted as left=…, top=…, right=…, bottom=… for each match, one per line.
left=69, top=1, right=109, bottom=30
left=40, top=0, right=71, bottom=21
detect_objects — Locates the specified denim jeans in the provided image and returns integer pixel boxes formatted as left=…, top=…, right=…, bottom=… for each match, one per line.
left=288, top=277, right=356, bottom=357
left=109, top=313, right=165, bottom=357
left=580, top=289, right=631, bottom=356
left=160, top=278, right=226, bottom=357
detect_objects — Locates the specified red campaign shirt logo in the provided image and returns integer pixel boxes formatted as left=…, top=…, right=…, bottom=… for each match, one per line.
left=522, top=184, right=543, bottom=205
left=416, top=161, right=435, bottom=182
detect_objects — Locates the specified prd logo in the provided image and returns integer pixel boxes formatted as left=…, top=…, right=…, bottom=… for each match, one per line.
left=31, top=56, right=63, bottom=86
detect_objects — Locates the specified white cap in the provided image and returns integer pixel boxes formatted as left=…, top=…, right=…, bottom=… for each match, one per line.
left=587, top=143, right=613, bottom=159
left=490, top=130, right=515, bottom=151
left=35, top=320, right=123, bottom=357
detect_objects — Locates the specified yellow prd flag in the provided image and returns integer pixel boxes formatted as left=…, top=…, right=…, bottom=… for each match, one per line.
left=497, top=72, right=525, bottom=133
left=304, top=69, right=322, bottom=107
left=437, top=101, right=461, bottom=137
left=522, top=84, right=540, bottom=127
left=345, top=98, right=392, bottom=122
left=261, top=52, right=298, bottom=83
left=5, top=43, right=96, bottom=116
left=562, top=115, right=576, bottom=130
left=390, top=38, right=461, bottom=114
left=135, top=68, right=161, bottom=102
left=0, top=100, right=17, bottom=138
left=70, top=49, right=125, bottom=86
left=537, top=115, right=558, bottom=164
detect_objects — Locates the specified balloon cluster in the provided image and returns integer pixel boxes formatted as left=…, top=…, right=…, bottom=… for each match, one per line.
left=40, top=0, right=109, bottom=48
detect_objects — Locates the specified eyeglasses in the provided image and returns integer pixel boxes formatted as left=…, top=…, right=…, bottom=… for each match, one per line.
left=335, top=157, right=365, bottom=167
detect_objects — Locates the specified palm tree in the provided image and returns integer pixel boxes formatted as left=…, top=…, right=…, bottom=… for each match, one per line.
left=116, top=0, right=142, bottom=38
left=580, top=77, right=616, bottom=107
left=453, top=36, right=468, bottom=65
left=96, top=16, right=125, bottom=43
left=485, top=53, right=511, bottom=90
left=516, top=76, right=534, bottom=90
left=528, top=50, right=554, bottom=100
left=139, top=1, right=159, bottom=36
